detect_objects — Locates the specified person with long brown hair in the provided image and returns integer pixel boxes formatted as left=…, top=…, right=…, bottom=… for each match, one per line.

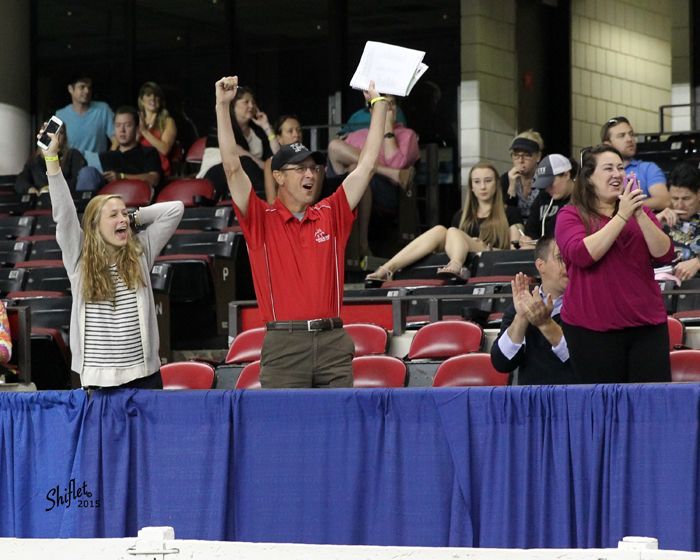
left=366, top=161, right=523, bottom=284
left=41, top=127, right=183, bottom=389
left=137, top=81, right=178, bottom=177
left=555, top=144, right=674, bottom=384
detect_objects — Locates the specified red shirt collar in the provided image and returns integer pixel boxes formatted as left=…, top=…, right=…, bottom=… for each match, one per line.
left=272, top=197, right=320, bottom=223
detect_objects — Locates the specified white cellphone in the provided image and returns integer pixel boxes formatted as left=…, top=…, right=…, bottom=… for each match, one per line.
left=37, top=116, right=64, bottom=150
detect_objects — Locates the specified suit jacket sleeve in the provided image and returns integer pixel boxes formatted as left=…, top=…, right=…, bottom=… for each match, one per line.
left=490, top=303, right=526, bottom=373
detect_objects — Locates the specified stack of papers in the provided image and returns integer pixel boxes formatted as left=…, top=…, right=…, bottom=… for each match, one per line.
left=350, top=41, right=428, bottom=97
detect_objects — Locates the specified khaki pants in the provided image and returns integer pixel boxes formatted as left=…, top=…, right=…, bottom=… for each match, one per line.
left=259, top=328, right=355, bottom=389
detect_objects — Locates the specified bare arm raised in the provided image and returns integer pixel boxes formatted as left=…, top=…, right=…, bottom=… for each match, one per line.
left=342, top=81, right=389, bottom=210
left=216, top=76, right=254, bottom=216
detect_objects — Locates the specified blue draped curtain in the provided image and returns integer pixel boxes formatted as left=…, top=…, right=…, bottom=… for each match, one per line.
left=0, top=385, right=699, bottom=550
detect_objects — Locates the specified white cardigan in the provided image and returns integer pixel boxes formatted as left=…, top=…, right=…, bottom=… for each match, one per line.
left=48, top=171, right=183, bottom=386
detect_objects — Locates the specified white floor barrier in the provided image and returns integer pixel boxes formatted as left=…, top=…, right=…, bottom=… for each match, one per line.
left=1, top=527, right=699, bottom=560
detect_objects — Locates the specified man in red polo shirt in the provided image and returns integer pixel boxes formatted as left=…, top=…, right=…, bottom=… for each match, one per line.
left=215, top=76, right=388, bottom=388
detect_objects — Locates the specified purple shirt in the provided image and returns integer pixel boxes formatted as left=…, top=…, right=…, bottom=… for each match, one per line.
left=555, top=206, right=674, bottom=331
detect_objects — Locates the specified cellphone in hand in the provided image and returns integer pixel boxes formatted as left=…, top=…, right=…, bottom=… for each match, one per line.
left=624, top=173, right=639, bottom=192
left=37, top=116, right=63, bottom=150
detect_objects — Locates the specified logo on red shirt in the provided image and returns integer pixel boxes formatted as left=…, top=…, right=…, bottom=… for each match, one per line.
left=315, top=228, right=330, bottom=243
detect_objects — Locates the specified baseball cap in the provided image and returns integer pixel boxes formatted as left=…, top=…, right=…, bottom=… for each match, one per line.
left=533, top=154, right=572, bottom=189
left=271, top=142, right=326, bottom=172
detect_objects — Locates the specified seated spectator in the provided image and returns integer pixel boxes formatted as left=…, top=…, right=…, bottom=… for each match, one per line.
left=328, top=94, right=419, bottom=257
left=365, top=162, right=523, bottom=285
left=0, top=301, right=12, bottom=381
left=338, top=94, right=408, bottom=134
left=501, top=130, right=543, bottom=220
left=15, top=125, right=86, bottom=194
left=202, top=86, right=279, bottom=199
left=518, top=154, right=576, bottom=245
left=601, top=116, right=670, bottom=210
left=75, top=106, right=161, bottom=193
left=490, top=235, right=575, bottom=385
left=137, top=81, right=177, bottom=177
left=657, top=163, right=700, bottom=282
left=56, top=73, right=116, bottom=155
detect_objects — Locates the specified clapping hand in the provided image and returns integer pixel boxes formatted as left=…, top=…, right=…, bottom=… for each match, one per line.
left=520, top=286, right=554, bottom=328
left=511, top=272, right=530, bottom=318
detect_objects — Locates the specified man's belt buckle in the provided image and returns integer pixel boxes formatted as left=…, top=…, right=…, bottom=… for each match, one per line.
left=307, top=319, right=322, bottom=331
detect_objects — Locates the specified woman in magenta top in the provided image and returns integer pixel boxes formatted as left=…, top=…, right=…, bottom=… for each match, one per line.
left=555, top=145, right=674, bottom=383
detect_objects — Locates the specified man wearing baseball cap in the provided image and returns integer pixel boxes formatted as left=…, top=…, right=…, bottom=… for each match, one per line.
left=215, top=75, right=388, bottom=388
left=519, top=154, right=575, bottom=244
left=501, top=130, right=544, bottom=221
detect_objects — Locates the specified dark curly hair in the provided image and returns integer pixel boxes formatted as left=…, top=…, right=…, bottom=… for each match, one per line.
left=668, top=163, right=700, bottom=193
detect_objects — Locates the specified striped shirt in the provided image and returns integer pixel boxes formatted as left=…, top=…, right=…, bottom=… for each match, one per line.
left=83, top=264, right=144, bottom=369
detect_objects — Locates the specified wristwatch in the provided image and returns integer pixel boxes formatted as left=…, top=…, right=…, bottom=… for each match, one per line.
left=128, top=211, right=142, bottom=231
left=384, top=132, right=395, bottom=139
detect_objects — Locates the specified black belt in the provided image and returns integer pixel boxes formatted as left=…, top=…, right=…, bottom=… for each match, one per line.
left=266, top=317, right=343, bottom=332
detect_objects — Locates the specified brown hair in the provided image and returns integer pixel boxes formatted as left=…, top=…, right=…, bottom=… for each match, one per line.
left=600, top=116, right=630, bottom=143
left=458, top=162, right=511, bottom=250
left=80, top=195, right=145, bottom=302
left=137, top=82, right=170, bottom=134
left=571, top=144, right=623, bottom=235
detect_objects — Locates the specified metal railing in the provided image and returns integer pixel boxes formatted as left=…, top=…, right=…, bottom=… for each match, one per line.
left=229, top=288, right=700, bottom=339
left=657, top=103, right=700, bottom=134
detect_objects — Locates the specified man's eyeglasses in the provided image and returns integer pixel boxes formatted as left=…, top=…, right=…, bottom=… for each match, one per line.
left=512, top=151, right=534, bottom=161
left=282, top=164, right=322, bottom=174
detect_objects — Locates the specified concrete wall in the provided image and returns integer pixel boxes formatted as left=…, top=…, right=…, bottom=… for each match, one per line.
left=571, top=0, right=673, bottom=156
left=460, top=0, right=517, bottom=191
left=670, top=0, right=691, bottom=131
left=0, top=0, right=31, bottom=175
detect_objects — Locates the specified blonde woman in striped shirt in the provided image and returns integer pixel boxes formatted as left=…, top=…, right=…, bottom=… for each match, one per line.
left=40, top=127, right=183, bottom=388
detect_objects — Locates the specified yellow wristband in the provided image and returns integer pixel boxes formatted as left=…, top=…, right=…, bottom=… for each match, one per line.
left=44, top=156, right=59, bottom=161
left=120, top=173, right=125, bottom=180
left=370, top=96, right=387, bottom=107
left=267, top=134, right=276, bottom=141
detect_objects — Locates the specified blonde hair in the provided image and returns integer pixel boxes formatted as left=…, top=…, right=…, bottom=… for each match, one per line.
left=458, top=162, right=511, bottom=250
left=80, top=195, right=145, bottom=302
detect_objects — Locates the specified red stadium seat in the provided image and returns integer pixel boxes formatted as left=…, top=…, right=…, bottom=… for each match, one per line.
left=668, top=316, right=685, bottom=350
left=186, top=137, right=207, bottom=164
left=225, top=327, right=266, bottom=364
left=161, top=361, right=216, bottom=389
left=345, top=323, right=390, bottom=356
left=353, top=355, right=406, bottom=388
left=168, top=140, right=184, bottom=176
left=156, top=179, right=214, bottom=207
left=408, top=320, right=483, bottom=360
left=432, top=353, right=509, bottom=387
left=99, top=179, right=152, bottom=208
left=236, top=360, right=261, bottom=389
left=670, top=349, right=700, bottom=382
